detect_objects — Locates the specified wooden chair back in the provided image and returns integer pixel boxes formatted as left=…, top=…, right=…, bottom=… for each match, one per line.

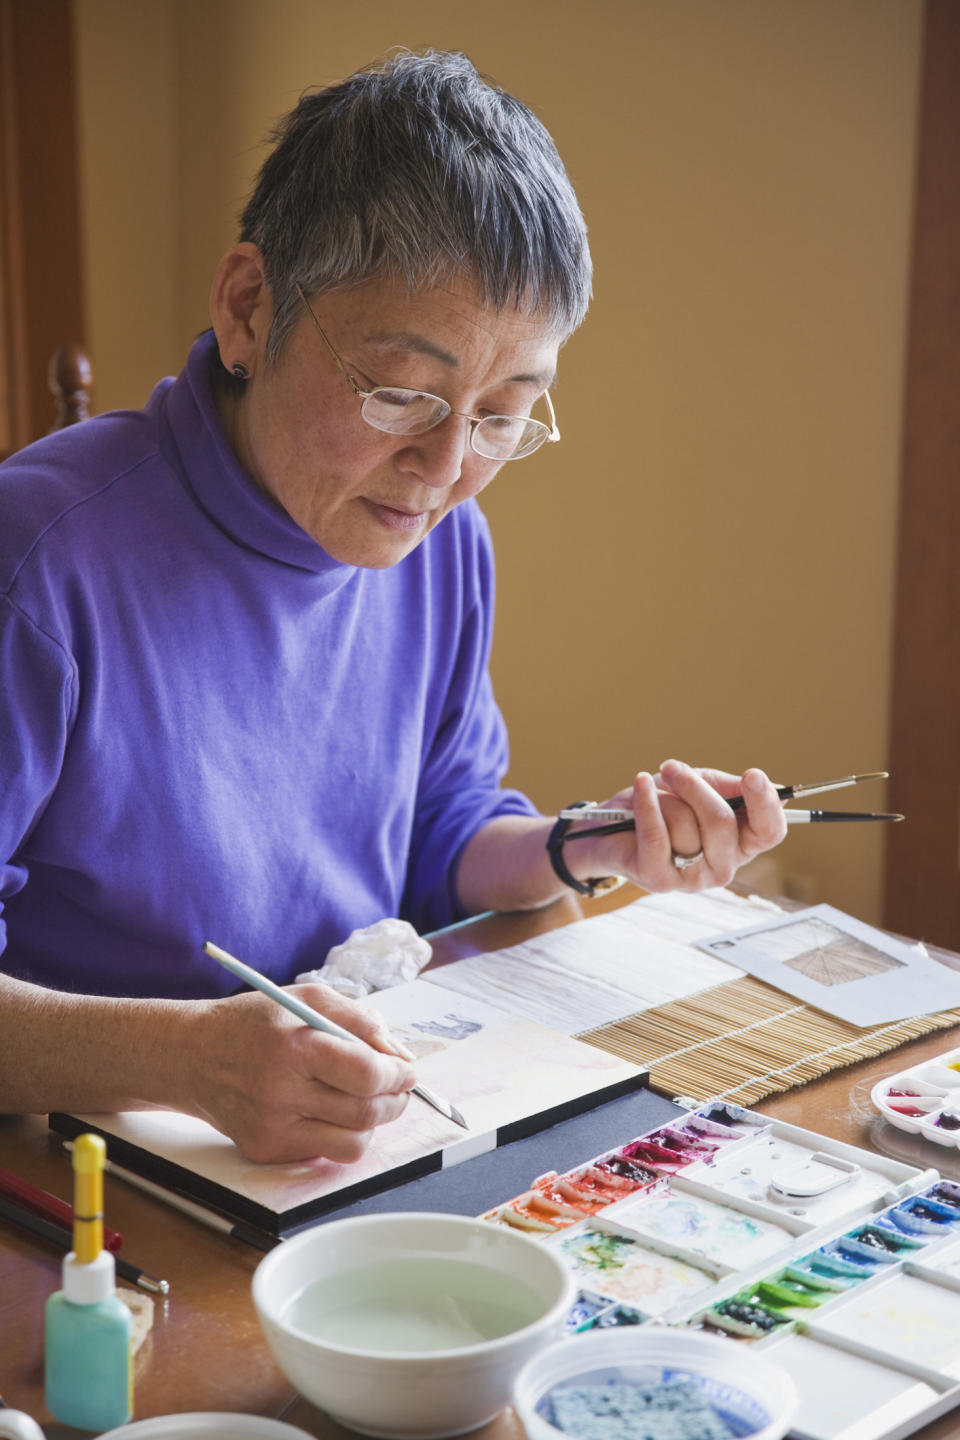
left=48, top=342, right=93, bottom=429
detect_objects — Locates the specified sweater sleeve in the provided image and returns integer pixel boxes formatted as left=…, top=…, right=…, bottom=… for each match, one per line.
left=0, top=593, right=76, bottom=960
left=400, top=514, right=539, bottom=934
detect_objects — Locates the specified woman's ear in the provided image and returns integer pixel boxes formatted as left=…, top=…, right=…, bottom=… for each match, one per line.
left=209, top=243, right=270, bottom=378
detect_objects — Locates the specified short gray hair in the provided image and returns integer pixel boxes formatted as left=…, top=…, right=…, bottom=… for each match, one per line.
left=239, top=50, right=592, bottom=363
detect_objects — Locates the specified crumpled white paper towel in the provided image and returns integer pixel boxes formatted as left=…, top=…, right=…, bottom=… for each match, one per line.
left=295, top=917, right=433, bottom=998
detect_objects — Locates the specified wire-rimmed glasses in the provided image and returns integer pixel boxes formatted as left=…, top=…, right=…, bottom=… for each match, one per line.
left=295, top=284, right=559, bottom=461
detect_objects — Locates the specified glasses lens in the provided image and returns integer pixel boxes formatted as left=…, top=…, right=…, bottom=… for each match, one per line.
left=361, top=388, right=450, bottom=435
left=472, top=415, right=550, bottom=461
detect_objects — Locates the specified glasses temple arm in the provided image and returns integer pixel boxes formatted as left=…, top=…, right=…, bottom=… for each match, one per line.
left=295, top=284, right=368, bottom=397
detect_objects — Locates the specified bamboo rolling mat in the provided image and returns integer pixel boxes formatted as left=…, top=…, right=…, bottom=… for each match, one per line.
left=578, top=973, right=960, bottom=1106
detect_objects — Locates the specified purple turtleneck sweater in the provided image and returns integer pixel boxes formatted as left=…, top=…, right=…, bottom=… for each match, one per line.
left=0, top=332, right=536, bottom=998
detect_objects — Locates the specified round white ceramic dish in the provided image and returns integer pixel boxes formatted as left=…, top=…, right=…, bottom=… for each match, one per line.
left=514, top=1327, right=798, bottom=1440
left=97, top=1419, right=315, bottom=1439
left=252, top=1211, right=577, bottom=1439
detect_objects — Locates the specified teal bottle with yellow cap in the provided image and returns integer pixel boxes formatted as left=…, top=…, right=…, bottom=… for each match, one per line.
left=45, top=1133, right=133, bottom=1428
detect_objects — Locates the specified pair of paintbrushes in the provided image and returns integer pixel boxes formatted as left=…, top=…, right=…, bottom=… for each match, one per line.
left=560, top=771, right=902, bottom=833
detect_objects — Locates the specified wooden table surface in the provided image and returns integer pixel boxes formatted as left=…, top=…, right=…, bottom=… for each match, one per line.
left=2, top=887, right=959, bottom=1439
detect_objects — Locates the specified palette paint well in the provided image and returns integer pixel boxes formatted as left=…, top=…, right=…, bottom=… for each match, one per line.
left=761, top=1332, right=941, bottom=1440
left=610, top=1189, right=794, bottom=1269
left=551, top=1224, right=717, bottom=1314
left=812, top=1271, right=960, bottom=1378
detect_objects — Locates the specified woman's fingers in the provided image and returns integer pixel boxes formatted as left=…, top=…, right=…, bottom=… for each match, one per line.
left=293, top=980, right=416, bottom=1060
left=193, top=989, right=417, bottom=1163
left=632, top=761, right=785, bottom=887
left=658, top=760, right=738, bottom=879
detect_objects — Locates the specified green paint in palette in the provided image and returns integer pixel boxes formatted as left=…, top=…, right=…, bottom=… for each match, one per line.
left=284, top=1258, right=544, bottom=1353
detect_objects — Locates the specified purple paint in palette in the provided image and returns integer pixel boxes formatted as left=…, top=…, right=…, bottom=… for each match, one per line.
left=699, top=1103, right=768, bottom=1133
left=618, top=1127, right=719, bottom=1172
left=680, top=1113, right=743, bottom=1143
left=593, top=1155, right=659, bottom=1187
left=619, top=1138, right=692, bottom=1171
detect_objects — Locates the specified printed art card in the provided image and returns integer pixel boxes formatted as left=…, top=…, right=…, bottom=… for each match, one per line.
left=696, top=903, right=960, bottom=1027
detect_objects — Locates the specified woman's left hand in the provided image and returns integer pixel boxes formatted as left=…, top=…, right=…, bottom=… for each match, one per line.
left=569, top=759, right=787, bottom=894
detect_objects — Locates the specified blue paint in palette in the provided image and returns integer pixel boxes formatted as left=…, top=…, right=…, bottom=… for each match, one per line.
left=566, top=1294, right=611, bottom=1332
left=835, top=1226, right=920, bottom=1264
left=810, top=1245, right=880, bottom=1279
left=880, top=1194, right=960, bottom=1236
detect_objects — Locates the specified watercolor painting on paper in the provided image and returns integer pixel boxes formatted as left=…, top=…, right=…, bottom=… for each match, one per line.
left=697, top=903, right=960, bottom=1025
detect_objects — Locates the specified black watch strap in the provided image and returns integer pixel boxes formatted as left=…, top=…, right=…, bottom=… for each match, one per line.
left=547, top=802, right=625, bottom=898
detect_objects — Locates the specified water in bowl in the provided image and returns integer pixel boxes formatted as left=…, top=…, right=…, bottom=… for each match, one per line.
left=284, top=1256, right=544, bottom=1353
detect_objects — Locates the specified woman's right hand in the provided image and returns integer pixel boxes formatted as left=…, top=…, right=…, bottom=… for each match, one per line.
left=181, top=980, right=418, bottom=1163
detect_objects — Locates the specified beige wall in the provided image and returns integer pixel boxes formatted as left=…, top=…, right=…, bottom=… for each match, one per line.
left=74, top=0, right=923, bottom=923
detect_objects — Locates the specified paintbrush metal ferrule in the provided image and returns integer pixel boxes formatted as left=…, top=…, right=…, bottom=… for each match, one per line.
left=119, top=1263, right=169, bottom=1295
left=204, top=942, right=469, bottom=1131
left=411, top=1083, right=468, bottom=1129
left=785, top=809, right=904, bottom=824
left=787, top=771, right=889, bottom=799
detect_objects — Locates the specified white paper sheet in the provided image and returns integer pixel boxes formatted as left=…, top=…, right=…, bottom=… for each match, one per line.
left=423, top=890, right=780, bottom=1035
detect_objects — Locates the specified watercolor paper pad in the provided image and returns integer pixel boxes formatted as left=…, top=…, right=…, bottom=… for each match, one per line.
left=50, top=1017, right=645, bottom=1235
left=696, top=904, right=960, bottom=1026
left=761, top=1332, right=941, bottom=1440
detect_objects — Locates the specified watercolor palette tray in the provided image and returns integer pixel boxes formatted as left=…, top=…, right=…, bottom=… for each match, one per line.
left=482, top=1103, right=960, bottom=1440
left=871, top=1041, right=960, bottom=1148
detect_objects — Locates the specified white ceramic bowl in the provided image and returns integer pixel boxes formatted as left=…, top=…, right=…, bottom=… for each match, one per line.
left=98, top=1420, right=315, bottom=1440
left=514, top=1327, right=798, bottom=1440
left=252, top=1211, right=577, bottom=1438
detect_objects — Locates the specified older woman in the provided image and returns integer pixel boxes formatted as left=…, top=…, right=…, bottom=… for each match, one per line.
left=0, top=52, right=785, bottom=1162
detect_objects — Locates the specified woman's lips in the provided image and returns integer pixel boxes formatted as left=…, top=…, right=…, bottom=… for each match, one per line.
left=365, top=499, right=434, bottom=532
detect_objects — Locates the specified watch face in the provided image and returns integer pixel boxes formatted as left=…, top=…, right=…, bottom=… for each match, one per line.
left=590, top=875, right=627, bottom=896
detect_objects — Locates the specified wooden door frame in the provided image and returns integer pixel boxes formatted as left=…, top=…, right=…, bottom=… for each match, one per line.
left=884, top=0, right=960, bottom=948
left=0, top=0, right=85, bottom=458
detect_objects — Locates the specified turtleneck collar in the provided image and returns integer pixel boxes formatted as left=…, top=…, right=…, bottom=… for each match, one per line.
left=160, top=330, right=357, bottom=591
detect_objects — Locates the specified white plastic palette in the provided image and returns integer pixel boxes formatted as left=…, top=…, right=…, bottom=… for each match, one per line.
left=871, top=1042, right=960, bottom=1147
left=482, top=1103, right=960, bottom=1438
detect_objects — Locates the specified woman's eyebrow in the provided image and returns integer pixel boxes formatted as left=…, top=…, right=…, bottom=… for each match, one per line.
left=366, top=330, right=459, bottom=366
left=365, top=331, right=556, bottom=388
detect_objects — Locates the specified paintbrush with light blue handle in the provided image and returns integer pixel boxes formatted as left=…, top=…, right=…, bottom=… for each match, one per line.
left=203, top=940, right=468, bottom=1130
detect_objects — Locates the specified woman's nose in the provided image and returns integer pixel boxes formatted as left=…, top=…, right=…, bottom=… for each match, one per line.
left=402, top=416, right=470, bottom=489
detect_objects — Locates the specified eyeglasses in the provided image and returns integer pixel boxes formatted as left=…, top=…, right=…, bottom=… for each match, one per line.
left=295, top=284, right=560, bottom=462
